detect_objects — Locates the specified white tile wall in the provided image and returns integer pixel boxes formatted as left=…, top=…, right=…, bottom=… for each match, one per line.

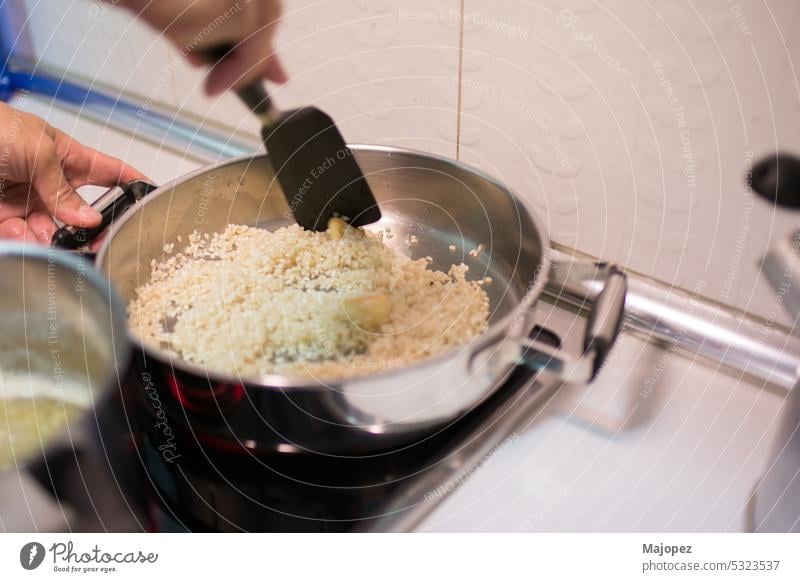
left=458, top=0, right=800, bottom=322
left=167, top=0, right=461, bottom=156
left=18, top=0, right=173, bottom=103
left=10, top=0, right=800, bottom=321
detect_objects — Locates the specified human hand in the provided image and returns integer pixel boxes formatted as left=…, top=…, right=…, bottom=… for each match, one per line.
left=118, top=0, right=287, bottom=95
left=0, top=103, right=145, bottom=244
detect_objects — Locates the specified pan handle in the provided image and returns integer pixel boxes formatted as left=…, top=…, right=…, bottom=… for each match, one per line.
left=520, top=263, right=627, bottom=383
left=51, top=180, right=158, bottom=250
left=583, top=264, right=627, bottom=377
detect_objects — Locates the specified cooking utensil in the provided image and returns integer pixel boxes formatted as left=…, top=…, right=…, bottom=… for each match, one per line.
left=204, top=47, right=381, bottom=230
left=0, top=243, right=137, bottom=531
left=60, top=146, right=625, bottom=455
left=50, top=180, right=157, bottom=250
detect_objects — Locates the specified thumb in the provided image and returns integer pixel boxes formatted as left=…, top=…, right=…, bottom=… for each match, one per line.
left=31, top=142, right=102, bottom=228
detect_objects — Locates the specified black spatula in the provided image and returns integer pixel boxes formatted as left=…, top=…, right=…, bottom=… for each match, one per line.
left=206, top=48, right=381, bottom=231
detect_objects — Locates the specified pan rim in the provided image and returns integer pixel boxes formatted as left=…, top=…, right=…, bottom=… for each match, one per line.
left=96, top=144, right=552, bottom=390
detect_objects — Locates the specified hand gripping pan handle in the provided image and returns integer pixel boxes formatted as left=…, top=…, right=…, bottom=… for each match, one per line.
left=51, top=180, right=158, bottom=250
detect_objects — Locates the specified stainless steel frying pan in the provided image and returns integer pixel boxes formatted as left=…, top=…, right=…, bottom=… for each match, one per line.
left=76, top=145, right=626, bottom=455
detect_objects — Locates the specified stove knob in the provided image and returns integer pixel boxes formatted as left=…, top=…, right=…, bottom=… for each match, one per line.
left=751, top=153, right=800, bottom=208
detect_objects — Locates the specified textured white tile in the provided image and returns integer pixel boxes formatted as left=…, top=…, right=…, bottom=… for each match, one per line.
left=634, top=1, right=800, bottom=318
left=169, top=0, right=461, bottom=157
left=459, top=0, right=647, bottom=270
left=21, top=0, right=173, bottom=99
left=461, top=0, right=800, bottom=320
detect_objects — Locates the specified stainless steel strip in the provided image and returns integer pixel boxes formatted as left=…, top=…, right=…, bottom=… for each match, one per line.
left=547, top=250, right=800, bottom=393
left=10, top=64, right=798, bottom=392
left=2, top=58, right=259, bottom=163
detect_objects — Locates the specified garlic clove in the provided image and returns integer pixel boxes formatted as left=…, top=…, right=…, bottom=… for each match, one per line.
left=341, top=293, right=392, bottom=330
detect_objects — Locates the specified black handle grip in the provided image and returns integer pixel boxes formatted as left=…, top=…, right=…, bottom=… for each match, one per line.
left=51, top=180, right=158, bottom=250
left=583, top=264, right=627, bottom=379
left=751, top=153, right=800, bottom=209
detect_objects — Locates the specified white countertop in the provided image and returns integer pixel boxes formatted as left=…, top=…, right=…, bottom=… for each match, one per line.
left=422, top=330, right=785, bottom=532
left=11, top=93, right=787, bottom=533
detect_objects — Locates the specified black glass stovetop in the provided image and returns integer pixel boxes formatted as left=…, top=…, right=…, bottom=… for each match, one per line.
left=133, top=326, right=559, bottom=533
left=29, top=325, right=557, bottom=533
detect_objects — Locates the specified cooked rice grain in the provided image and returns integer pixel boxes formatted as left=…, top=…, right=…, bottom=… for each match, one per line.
left=128, top=224, right=489, bottom=379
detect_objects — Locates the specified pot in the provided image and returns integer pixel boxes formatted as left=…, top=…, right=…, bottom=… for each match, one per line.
left=64, top=146, right=626, bottom=455
left=0, top=243, right=138, bottom=531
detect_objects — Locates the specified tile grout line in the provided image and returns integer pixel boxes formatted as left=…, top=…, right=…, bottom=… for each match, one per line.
left=455, top=0, right=465, bottom=160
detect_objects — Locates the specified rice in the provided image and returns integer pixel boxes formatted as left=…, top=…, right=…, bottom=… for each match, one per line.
left=128, top=223, right=490, bottom=379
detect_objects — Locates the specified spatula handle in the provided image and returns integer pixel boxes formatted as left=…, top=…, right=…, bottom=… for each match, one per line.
left=234, top=83, right=274, bottom=119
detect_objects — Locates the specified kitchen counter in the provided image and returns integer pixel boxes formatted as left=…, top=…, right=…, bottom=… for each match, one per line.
left=422, top=329, right=785, bottom=532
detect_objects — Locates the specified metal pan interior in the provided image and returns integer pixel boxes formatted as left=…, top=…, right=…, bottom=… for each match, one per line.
left=97, top=146, right=548, bottom=383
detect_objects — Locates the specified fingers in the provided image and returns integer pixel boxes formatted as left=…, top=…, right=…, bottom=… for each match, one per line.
left=54, top=131, right=148, bottom=187
left=185, top=52, right=205, bottom=67
left=0, top=183, right=33, bottom=223
left=27, top=211, right=58, bottom=244
left=90, top=232, right=108, bottom=253
left=0, top=186, right=54, bottom=244
left=0, top=217, right=38, bottom=243
left=31, top=142, right=102, bottom=229
left=205, top=31, right=287, bottom=95
left=265, top=57, right=289, bottom=85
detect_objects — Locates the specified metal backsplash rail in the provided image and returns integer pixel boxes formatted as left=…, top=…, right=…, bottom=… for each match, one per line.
left=0, top=58, right=259, bottom=162
left=3, top=62, right=797, bottom=394
left=547, top=254, right=800, bottom=392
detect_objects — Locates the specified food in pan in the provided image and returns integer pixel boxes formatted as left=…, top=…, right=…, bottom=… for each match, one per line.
left=0, top=374, right=86, bottom=469
left=128, top=220, right=490, bottom=379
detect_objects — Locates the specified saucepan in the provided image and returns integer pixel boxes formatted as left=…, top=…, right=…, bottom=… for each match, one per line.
left=55, top=145, right=627, bottom=455
left=0, top=244, right=139, bottom=531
